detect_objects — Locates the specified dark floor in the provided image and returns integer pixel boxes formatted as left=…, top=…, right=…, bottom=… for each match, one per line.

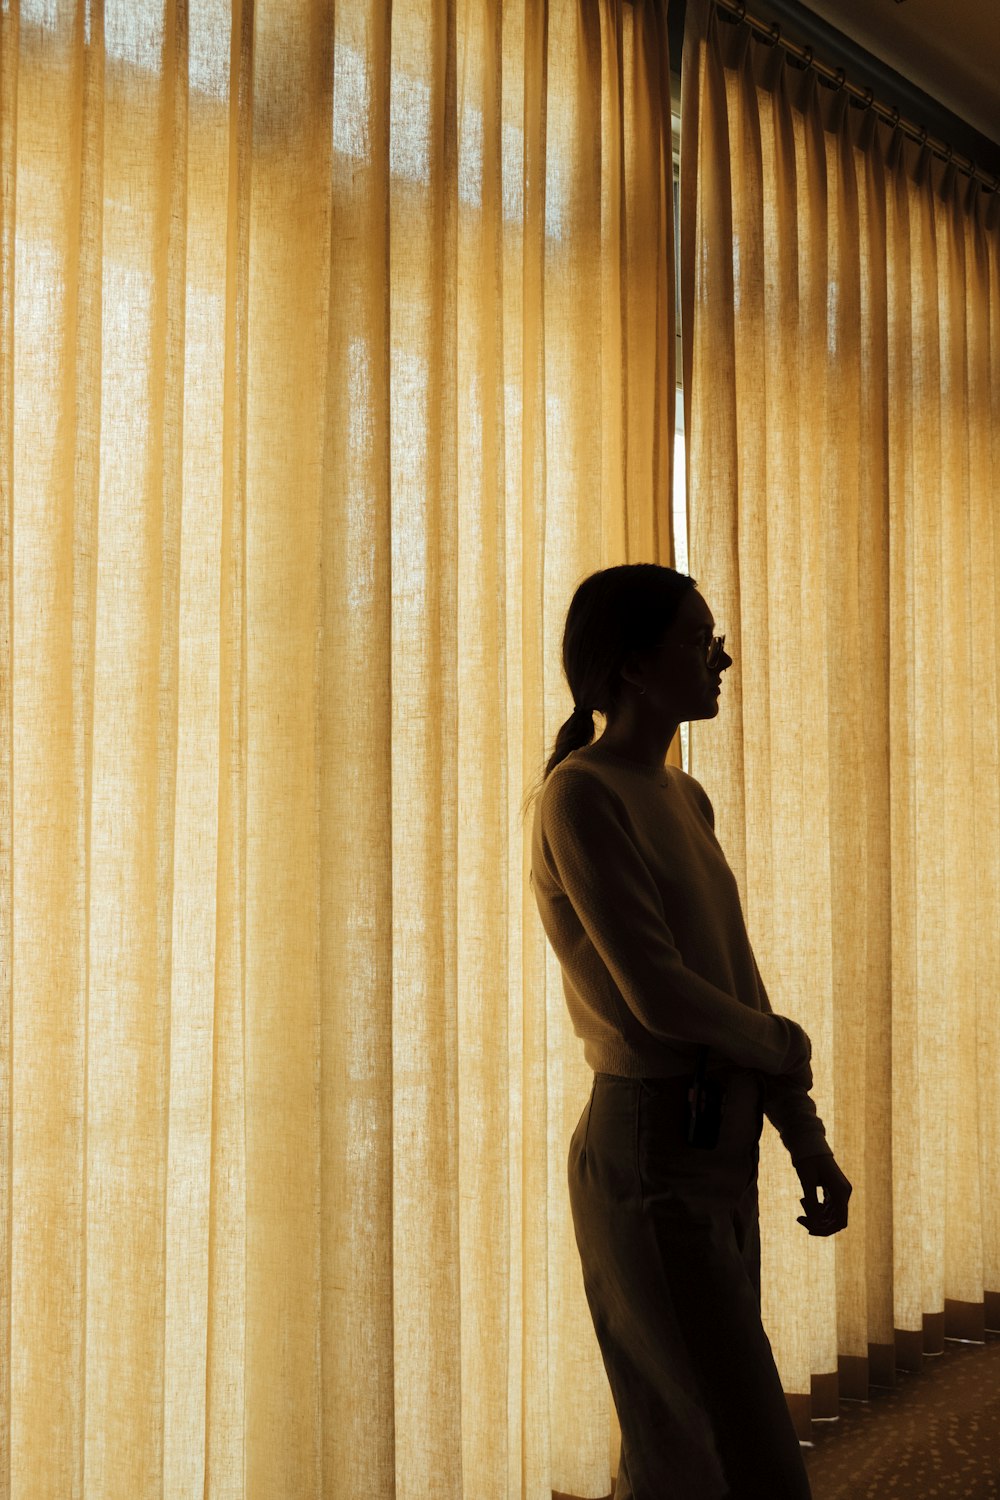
left=802, top=1329, right=1000, bottom=1499
left=556, top=1332, right=1000, bottom=1500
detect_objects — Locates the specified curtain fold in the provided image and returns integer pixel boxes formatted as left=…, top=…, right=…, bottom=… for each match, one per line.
left=0, top=2, right=675, bottom=1496
left=681, top=0, right=1000, bottom=1434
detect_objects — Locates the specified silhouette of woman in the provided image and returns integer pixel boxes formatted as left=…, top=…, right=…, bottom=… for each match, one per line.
left=525, top=564, right=852, bottom=1500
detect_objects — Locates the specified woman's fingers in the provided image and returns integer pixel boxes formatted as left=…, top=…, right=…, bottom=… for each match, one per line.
left=797, top=1196, right=848, bottom=1235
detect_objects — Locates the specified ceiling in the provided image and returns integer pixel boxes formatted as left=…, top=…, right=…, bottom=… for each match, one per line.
left=796, top=0, right=1000, bottom=148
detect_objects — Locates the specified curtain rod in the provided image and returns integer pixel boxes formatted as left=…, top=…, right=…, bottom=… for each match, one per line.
left=712, top=0, right=1000, bottom=196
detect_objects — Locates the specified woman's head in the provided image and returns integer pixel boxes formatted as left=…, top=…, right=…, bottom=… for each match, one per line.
left=521, top=564, right=731, bottom=820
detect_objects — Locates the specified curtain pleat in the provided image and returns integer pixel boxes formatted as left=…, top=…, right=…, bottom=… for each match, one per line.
left=682, top=0, right=1000, bottom=1432
left=0, top=2, right=675, bottom=1496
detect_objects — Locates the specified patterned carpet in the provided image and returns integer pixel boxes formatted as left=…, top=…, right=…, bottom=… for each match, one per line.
left=559, top=1333, right=1000, bottom=1500
left=802, top=1331, right=1000, bottom=1499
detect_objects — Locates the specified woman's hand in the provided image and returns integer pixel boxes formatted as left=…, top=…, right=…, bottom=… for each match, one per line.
left=795, top=1153, right=852, bottom=1236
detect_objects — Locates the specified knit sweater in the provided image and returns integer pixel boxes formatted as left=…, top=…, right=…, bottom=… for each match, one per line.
left=531, top=740, right=832, bottom=1165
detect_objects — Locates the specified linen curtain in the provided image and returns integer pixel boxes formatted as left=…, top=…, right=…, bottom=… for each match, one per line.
left=0, top=1, right=676, bottom=1496
left=680, top=0, right=1000, bottom=1436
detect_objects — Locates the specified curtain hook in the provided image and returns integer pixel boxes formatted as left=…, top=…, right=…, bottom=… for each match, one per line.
left=863, top=86, right=874, bottom=110
left=834, top=67, right=846, bottom=92
left=768, top=20, right=781, bottom=45
left=802, top=45, right=813, bottom=69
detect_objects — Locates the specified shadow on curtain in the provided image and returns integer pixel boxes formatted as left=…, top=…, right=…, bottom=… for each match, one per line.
left=681, top=0, right=1000, bottom=1440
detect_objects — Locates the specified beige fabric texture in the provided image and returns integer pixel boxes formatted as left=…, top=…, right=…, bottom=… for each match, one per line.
left=0, top=2, right=677, bottom=1498
left=681, top=0, right=1000, bottom=1428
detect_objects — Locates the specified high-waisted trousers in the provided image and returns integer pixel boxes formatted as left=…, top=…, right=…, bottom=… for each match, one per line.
left=568, top=1069, right=813, bottom=1500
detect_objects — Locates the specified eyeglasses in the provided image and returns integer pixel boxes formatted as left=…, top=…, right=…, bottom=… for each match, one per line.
left=706, top=634, right=726, bottom=671
left=653, top=634, right=727, bottom=669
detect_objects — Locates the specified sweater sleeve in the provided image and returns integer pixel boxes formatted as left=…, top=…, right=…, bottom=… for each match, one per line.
left=540, top=768, right=812, bottom=1075
left=750, top=947, right=833, bottom=1165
